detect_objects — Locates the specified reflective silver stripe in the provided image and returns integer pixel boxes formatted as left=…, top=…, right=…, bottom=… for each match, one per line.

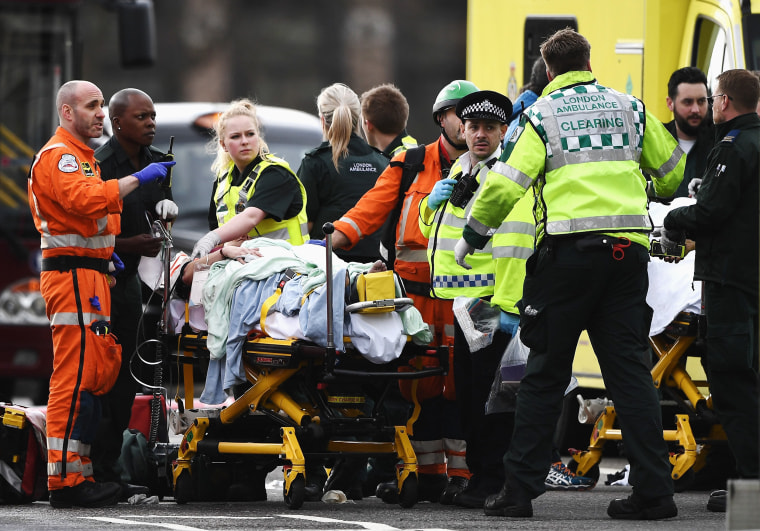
left=467, top=216, right=498, bottom=238
left=439, top=211, right=467, bottom=229
left=411, top=439, right=443, bottom=452
left=48, top=458, right=93, bottom=477
left=338, top=216, right=363, bottom=239
left=0, top=461, right=22, bottom=492
left=262, top=227, right=290, bottom=240
left=443, top=437, right=467, bottom=453
left=436, top=237, right=493, bottom=253
left=50, top=312, right=109, bottom=326
left=446, top=454, right=469, bottom=470
left=416, top=452, right=445, bottom=466
left=648, top=147, right=683, bottom=178
left=546, top=147, right=641, bottom=170
left=41, top=233, right=114, bottom=250
left=546, top=214, right=651, bottom=234
left=443, top=324, right=455, bottom=338
left=492, top=160, right=533, bottom=190
left=492, top=245, right=534, bottom=260
left=47, top=437, right=91, bottom=455
left=397, top=194, right=414, bottom=248
left=299, top=223, right=309, bottom=236
left=395, top=247, right=428, bottom=263
left=432, top=273, right=495, bottom=288
left=502, top=220, right=535, bottom=236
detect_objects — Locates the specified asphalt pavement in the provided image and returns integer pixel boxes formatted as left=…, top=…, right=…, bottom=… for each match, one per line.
left=0, top=458, right=732, bottom=530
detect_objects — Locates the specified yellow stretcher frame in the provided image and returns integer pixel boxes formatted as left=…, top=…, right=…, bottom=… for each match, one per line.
left=569, top=312, right=727, bottom=489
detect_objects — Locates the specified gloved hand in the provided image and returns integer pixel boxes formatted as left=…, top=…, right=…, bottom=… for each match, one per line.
left=499, top=311, right=520, bottom=337
left=454, top=237, right=475, bottom=270
left=109, top=252, right=125, bottom=275
left=133, top=161, right=175, bottom=186
left=660, top=228, right=685, bottom=255
left=688, top=177, right=702, bottom=197
left=155, top=199, right=178, bottom=220
left=191, top=230, right=221, bottom=259
left=428, top=178, right=457, bottom=210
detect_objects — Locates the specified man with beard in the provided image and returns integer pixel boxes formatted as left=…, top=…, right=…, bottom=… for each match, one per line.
left=664, top=67, right=714, bottom=197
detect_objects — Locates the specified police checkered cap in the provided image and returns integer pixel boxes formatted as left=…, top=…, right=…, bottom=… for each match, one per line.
left=455, top=90, right=513, bottom=124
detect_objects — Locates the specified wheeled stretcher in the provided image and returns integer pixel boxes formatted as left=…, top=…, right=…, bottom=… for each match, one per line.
left=166, top=224, right=447, bottom=508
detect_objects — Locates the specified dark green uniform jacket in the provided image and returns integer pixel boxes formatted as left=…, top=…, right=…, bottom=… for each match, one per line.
left=298, top=133, right=389, bottom=261
left=95, top=136, right=170, bottom=275
left=665, top=112, right=760, bottom=297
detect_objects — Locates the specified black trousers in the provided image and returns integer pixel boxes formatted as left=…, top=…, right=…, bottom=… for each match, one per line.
left=92, top=273, right=144, bottom=482
left=454, top=320, right=513, bottom=492
left=702, top=281, right=759, bottom=478
left=505, top=236, right=673, bottom=500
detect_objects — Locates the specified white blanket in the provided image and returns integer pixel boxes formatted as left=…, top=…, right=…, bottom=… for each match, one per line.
left=647, top=199, right=702, bottom=336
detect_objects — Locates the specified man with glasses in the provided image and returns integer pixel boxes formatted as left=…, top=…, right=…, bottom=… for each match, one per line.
left=663, top=69, right=760, bottom=513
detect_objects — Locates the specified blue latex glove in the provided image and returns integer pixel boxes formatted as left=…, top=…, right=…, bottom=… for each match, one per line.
left=428, top=178, right=457, bottom=210
left=133, top=161, right=175, bottom=186
left=110, top=252, right=125, bottom=275
left=499, top=311, right=520, bottom=337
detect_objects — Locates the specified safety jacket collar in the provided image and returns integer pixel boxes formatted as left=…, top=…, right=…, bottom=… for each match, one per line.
left=542, top=71, right=596, bottom=97
left=457, top=146, right=501, bottom=177
left=54, top=126, right=95, bottom=157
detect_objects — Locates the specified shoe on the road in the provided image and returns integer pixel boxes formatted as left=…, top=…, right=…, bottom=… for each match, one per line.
left=483, top=482, right=533, bottom=517
left=49, top=480, right=121, bottom=508
left=118, top=482, right=150, bottom=502
left=706, top=489, right=727, bottom=512
left=440, top=476, right=468, bottom=505
left=607, top=493, right=677, bottom=520
left=376, top=479, right=399, bottom=504
left=545, top=461, right=595, bottom=491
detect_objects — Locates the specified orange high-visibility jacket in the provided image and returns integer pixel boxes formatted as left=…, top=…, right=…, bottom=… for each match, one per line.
left=28, top=127, right=123, bottom=260
left=334, top=139, right=447, bottom=284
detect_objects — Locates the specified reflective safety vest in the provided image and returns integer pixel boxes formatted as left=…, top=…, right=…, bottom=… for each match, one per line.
left=214, top=155, right=309, bottom=244
left=389, top=134, right=419, bottom=158
left=420, top=151, right=534, bottom=302
left=467, top=71, right=684, bottom=250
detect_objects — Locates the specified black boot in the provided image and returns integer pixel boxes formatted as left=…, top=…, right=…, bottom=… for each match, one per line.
left=707, top=489, right=727, bottom=512
left=607, top=493, right=677, bottom=520
left=49, top=481, right=121, bottom=508
left=483, top=482, right=533, bottom=517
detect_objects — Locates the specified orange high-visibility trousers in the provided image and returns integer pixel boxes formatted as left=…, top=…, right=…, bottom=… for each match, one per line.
left=42, top=268, right=121, bottom=490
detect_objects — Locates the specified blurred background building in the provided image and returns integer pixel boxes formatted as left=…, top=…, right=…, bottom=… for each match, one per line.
left=85, top=0, right=468, bottom=142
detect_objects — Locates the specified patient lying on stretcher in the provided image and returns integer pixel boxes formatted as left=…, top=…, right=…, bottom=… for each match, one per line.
left=165, top=237, right=432, bottom=405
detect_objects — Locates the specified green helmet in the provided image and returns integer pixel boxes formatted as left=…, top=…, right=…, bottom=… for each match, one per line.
left=432, top=80, right=479, bottom=125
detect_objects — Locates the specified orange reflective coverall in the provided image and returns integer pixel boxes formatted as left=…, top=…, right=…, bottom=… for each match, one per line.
left=28, top=127, right=123, bottom=490
left=334, top=138, right=465, bottom=479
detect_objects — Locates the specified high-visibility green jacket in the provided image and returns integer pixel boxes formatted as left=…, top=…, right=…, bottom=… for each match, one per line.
left=464, top=71, right=684, bottom=250
left=420, top=150, right=535, bottom=311
left=215, top=155, right=309, bottom=244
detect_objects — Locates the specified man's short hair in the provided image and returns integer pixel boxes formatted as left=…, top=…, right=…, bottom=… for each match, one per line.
left=667, top=67, right=707, bottom=99
left=360, top=83, right=409, bottom=135
left=716, top=69, right=760, bottom=113
left=540, top=28, right=591, bottom=77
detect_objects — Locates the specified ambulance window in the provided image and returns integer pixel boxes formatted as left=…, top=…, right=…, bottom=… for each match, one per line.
left=691, top=17, right=732, bottom=93
left=523, top=17, right=578, bottom=85
left=743, top=13, right=760, bottom=71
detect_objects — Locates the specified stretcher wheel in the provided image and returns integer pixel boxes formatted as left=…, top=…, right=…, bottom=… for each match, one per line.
left=567, top=460, right=599, bottom=488
left=174, top=469, right=193, bottom=504
left=284, top=475, right=305, bottom=509
left=398, top=474, right=418, bottom=508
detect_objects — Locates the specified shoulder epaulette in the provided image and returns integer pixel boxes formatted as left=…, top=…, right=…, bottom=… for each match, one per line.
left=94, top=142, right=114, bottom=163
left=304, top=143, right=331, bottom=157
left=721, top=129, right=741, bottom=144
left=148, top=145, right=166, bottom=157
